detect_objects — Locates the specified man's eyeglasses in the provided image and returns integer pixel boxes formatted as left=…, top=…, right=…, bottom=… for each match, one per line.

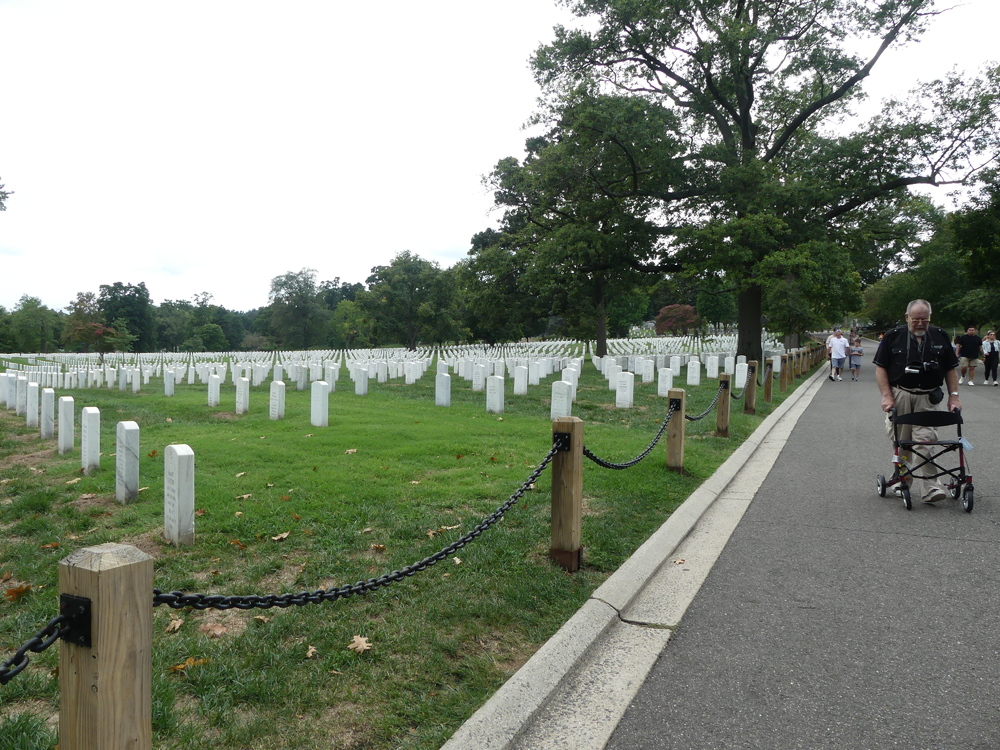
left=908, top=317, right=930, bottom=323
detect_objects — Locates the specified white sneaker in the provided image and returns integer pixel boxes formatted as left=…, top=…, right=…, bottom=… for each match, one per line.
left=837, top=376, right=843, bottom=381
left=959, top=376, right=965, bottom=384
left=968, top=381, right=975, bottom=386
left=994, top=382, right=998, bottom=387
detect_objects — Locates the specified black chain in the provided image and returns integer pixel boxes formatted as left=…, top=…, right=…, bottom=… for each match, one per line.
left=153, top=443, right=560, bottom=611
left=582, top=402, right=678, bottom=470
left=757, top=361, right=773, bottom=387
left=0, top=614, right=69, bottom=686
left=685, top=381, right=726, bottom=421
left=731, top=387, right=745, bottom=401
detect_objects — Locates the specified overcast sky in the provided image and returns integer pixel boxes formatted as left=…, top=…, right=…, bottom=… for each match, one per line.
left=1, top=0, right=997, bottom=314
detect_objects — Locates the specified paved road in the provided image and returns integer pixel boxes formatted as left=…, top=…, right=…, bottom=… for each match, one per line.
left=606, top=358, right=1000, bottom=749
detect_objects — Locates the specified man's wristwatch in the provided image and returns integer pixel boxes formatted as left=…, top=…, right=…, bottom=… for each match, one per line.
left=949, top=391, right=959, bottom=396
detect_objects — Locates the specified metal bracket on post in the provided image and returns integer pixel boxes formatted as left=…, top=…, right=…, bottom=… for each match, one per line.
left=59, top=594, right=92, bottom=648
left=669, top=397, right=683, bottom=412
left=553, top=432, right=572, bottom=452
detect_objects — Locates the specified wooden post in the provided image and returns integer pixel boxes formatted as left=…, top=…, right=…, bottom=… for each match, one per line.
left=716, top=373, right=731, bottom=437
left=780, top=354, right=789, bottom=392
left=764, top=362, right=774, bottom=403
left=666, top=388, right=686, bottom=473
left=550, top=417, right=584, bottom=572
left=59, top=543, right=153, bottom=750
left=745, top=360, right=758, bottom=415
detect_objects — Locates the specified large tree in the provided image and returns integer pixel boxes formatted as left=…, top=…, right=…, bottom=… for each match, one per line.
left=11, top=295, right=62, bottom=353
left=528, top=0, right=1000, bottom=361
left=267, top=268, right=327, bottom=350
left=98, top=282, right=155, bottom=351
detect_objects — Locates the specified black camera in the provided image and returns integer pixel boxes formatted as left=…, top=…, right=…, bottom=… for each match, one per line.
left=905, top=361, right=940, bottom=375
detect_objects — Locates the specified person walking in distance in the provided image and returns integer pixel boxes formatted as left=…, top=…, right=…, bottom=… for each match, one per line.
left=982, top=330, right=999, bottom=386
left=827, top=328, right=850, bottom=381
left=956, top=326, right=983, bottom=385
left=849, top=338, right=864, bottom=381
left=874, top=299, right=960, bottom=504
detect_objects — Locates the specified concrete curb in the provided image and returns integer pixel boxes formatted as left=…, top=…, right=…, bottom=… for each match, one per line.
left=441, top=365, right=829, bottom=750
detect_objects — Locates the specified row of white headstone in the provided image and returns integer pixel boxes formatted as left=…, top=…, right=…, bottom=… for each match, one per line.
left=1, top=372, right=195, bottom=547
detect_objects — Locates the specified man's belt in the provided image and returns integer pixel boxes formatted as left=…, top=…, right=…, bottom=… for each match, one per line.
left=894, top=385, right=938, bottom=395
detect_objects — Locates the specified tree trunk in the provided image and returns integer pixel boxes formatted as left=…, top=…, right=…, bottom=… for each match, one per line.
left=595, top=307, right=608, bottom=358
left=737, top=285, right=764, bottom=364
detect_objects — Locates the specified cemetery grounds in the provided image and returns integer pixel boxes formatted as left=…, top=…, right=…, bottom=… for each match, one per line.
left=0, top=353, right=810, bottom=749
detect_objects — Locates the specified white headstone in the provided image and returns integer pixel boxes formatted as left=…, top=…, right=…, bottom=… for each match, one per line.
left=472, top=364, right=486, bottom=392
left=310, top=381, right=330, bottom=427
left=355, top=367, right=369, bottom=396
left=208, top=374, right=221, bottom=407
left=687, top=359, right=702, bottom=386
left=25, top=382, right=39, bottom=428
left=15, top=376, right=27, bottom=417
left=735, top=362, right=749, bottom=389
left=514, top=366, right=529, bottom=396
left=486, top=375, right=504, bottom=414
left=435, top=373, right=451, bottom=407
left=116, top=421, right=140, bottom=503
left=641, top=359, right=655, bottom=384
left=164, top=444, right=195, bottom=546
left=81, top=406, right=100, bottom=475
left=724, top=356, right=736, bottom=375
left=607, top=363, right=622, bottom=391
left=657, top=367, right=674, bottom=397
left=58, top=396, right=74, bottom=455
left=616, top=371, right=635, bottom=408
left=236, top=377, right=250, bottom=415
left=164, top=368, right=175, bottom=397
left=551, top=381, right=573, bottom=419
left=706, top=356, right=719, bottom=379
left=269, top=380, right=285, bottom=420
left=40, top=388, right=55, bottom=439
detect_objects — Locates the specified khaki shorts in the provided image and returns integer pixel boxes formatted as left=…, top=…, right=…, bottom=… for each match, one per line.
left=960, top=357, right=982, bottom=368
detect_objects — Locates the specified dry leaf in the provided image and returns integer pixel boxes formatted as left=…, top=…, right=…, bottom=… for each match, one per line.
left=361, top=527, right=373, bottom=534
left=229, top=539, right=246, bottom=550
left=497, top=417, right=504, bottom=421
left=673, top=559, right=685, bottom=565
left=165, top=618, right=184, bottom=633
left=65, top=478, right=81, bottom=485
left=166, top=418, right=173, bottom=423
left=291, top=513, right=301, bottom=521
left=304, top=433, right=313, bottom=437
left=199, top=623, right=228, bottom=638
left=195, top=508, right=207, bottom=516
left=39, top=542, right=60, bottom=550
left=347, top=635, right=372, bottom=654
left=306, top=645, right=319, bottom=659
left=440, top=524, right=460, bottom=531
left=426, top=529, right=437, bottom=539
left=148, top=449, right=158, bottom=458
left=236, top=493, right=252, bottom=500
left=138, top=487, right=149, bottom=493
left=253, top=616, right=269, bottom=624
left=0, top=571, right=12, bottom=583
left=271, top=531, right=290, bottom=542
left=4, top=583, right=32, bottom=603
left=78, top=493, right=97, bottom=500
left=369, top=544, right=386, bottom=553
left=345, top=449, right=357, bottom=454
left=456, top=454, right=464, bottom=459
left=266, top=483, right=274, bottom=488
left=236, top=472, right=246, bottom=478
left=410, top=481, right=421, bottom=485
left=329, top=669, right=342, bottom=675
left=235, top=511, right=243, bottom=517
left=280, top=494, right=291, bottom=501
left=170, top=656, right=209, bottom=673
left=312, top=466, right=318, bottom=471
left=452, top=557, right=462, bottom=565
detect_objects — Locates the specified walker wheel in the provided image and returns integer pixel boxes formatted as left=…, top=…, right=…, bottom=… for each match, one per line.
left=901, top=484, right=912, bottom=511
left=950, top=483, right=961, bottom=500
left=962, top=486, right=974, bottom=513
left=876, top=474, right=887, bottom=497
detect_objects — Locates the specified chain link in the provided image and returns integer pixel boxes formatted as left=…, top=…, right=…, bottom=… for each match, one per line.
left=0, top=614, right=69, bottom=686
left=582, top=403, right=678, bottom=470
left=685, top=381, right=726, bottom=421
left=153, top=443, right=560, bottom=612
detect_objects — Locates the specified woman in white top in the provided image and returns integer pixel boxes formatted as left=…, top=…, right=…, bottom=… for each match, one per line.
left=983, top=330, right=999, bottom=385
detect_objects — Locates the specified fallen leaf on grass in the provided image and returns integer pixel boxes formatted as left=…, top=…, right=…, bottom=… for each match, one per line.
left=266, top=483, right=274, bottom=488
left=236, top=493, right=252, bottom=500
left=455, top=454, right=464, bottom=459
left=138, top=487, right=149, bottom=493
left=253, top=616, right=269, bottom=624
left=344, top=449, right=357, bottom=454
left=230, top=540, right=246, bottom=550
left=306, top=645, right=319, bottom=659
left=280, top=495, right=291, bottom=502
left=4, top=583, right=32, bottom=603
left=369, top=544, right=386, bottom=553
left=409, top=481, right=421, bottom=485
left=452, top=557, right=462, bottom=565
left=195, top=508, right=207, bottom=517
left=235, top=472, right=246, bottom=478
left=440, top=524, right=460, bottom=531
left=39, top=542, right=60, bottom=550
left=148, top=449, right=158, bottom=458
left=199, top=623, right=228, bottom=638
left=347, top=635, right=371, bottom=654
left=78, top=493, right=97, bottom=500
left=65, top=478, right=81, bottom=485
left=0, top=571, right=11, bottom=583
left=361, top=527, right=373, bottom=534
left=304, top=434, right=313, bottom=438
left=170, top=657, right=209, bottom=673
left=235, top=512, right=243, bottom=517
left=165, top=618, right=184, bottom=634
left=271, top=531, right=290, bottom=542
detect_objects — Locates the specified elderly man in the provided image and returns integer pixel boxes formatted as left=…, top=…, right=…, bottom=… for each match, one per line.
left=873, top=299, right=961, bottom=504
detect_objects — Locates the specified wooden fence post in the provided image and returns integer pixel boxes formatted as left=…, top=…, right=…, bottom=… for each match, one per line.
left=666, top=388, right=686, bottom=473
left=716, top=373, right=731, bottom=437
left=745, top=360, right=758, bottom=415
left=59, top=543, right=153, bottom=750
left=764, top=362, right=774, bottom=403
left=780, top=354, right=789, bottom=392
left=551, top=417, right=584, bottom=572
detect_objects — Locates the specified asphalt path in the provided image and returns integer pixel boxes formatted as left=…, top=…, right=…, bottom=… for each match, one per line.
left=605, top=355, right=1000, bottom=749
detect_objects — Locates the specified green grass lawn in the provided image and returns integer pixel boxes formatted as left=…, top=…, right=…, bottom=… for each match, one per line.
left=0, top=359, right=811, bottom=749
